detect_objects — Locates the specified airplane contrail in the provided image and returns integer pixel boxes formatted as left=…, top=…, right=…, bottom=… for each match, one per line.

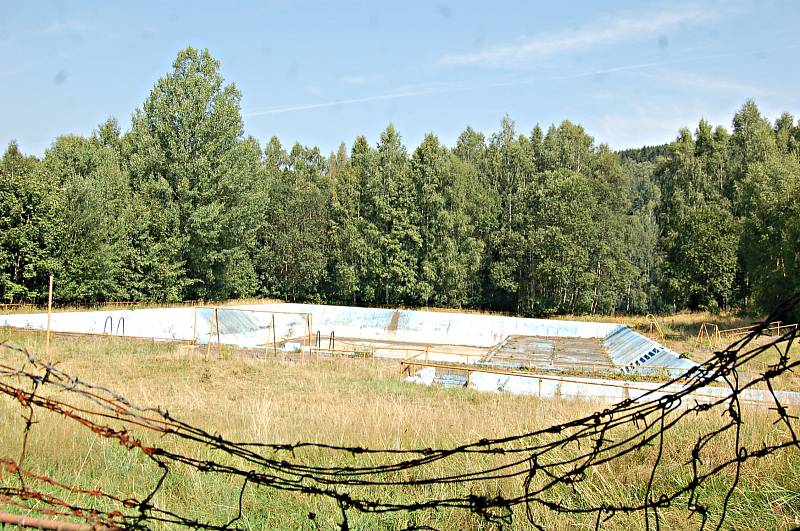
left=243, top=87, right=458, bottom=116
left=243, top=44, right=800, bottom=118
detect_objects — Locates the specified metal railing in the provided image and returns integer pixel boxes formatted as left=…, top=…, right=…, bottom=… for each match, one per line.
left=696, top=320, right=797, bottom=347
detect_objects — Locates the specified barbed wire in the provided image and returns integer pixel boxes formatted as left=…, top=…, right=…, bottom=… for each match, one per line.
left=1, top=294, right=799, bottom=530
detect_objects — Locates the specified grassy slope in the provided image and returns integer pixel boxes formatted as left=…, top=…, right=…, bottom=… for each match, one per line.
left=1, top=314, right=799, bottom=530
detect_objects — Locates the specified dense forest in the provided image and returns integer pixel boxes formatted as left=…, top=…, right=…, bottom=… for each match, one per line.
left=2, top=47, right=799, bottom=318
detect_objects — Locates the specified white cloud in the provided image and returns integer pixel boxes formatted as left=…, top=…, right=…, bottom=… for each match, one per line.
left=442, top=6, right=715, bottom=67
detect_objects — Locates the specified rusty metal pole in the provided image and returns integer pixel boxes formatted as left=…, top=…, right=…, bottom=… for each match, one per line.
left=0, top=511, right=118, bottom=530
left=45, top=275, right=53, bottom=356
left=311, top=314, right=317, bottom=361
left=306, top=314, right=313, bottom=362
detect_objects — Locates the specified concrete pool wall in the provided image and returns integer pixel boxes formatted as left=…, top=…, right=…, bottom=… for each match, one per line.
left=0, top=303, right=695, bottom=375
left=405, top=366, right=800, bottom=406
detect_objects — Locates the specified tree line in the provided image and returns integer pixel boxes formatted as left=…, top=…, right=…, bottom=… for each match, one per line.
left=2, top=47, right=799, bottom=318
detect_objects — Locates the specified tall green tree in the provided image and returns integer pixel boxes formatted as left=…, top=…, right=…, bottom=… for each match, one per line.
left=657, top=125, right=739, bottom=310
left=484, top=116, right=532, bottom=310
left=732, top=102, right=800, bottom=317
left=326, top=141, right=378, bottom=304
left=124, top=46, right=259, bottom=300
left=410, top=134, right=483, bottom=307
left=622, top=158, right=663, bottom=312
left=364, top=125, right=419, bottom=304
left=43, top=133, right=133, bottom=302
left=515, top=124, right=634, bottom=315
left=254, top=140, right=330, bottom=301
left=0, top=143, right=60, bottom=302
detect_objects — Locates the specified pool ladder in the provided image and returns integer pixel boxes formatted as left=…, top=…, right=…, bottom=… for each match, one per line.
left=102, top=316, right=125, bottom=336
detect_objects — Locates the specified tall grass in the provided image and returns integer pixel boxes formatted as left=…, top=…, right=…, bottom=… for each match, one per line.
left=0, top=328, right=798, bottom=530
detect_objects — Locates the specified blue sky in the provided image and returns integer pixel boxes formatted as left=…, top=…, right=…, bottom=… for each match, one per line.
left=1, top=0, right=798, bottom=156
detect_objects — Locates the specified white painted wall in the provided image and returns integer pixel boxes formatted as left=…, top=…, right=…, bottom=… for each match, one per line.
left=1, top=302, right=691, bottom=373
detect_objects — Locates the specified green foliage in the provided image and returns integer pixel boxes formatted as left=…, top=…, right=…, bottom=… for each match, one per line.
left=0, top=143, right=60, bottom=302
left=660, top=193, right=739, bottom=310
left=617, top=144, right=670, bottom=164
left=656, top=124, right=739, bottom=310
left=370, top=125, right=419, bottom=305
left=326, top=137, right=382, bottom=304
left=1, top=49, right=797, bottom=319
left=410, top=134, right=483, bottom=307
left=124, top=46, right=258, bottom=300
left=732, top=105, right=800, bottom=319
left=254, top=139, right=330, bottom=302
left=43, top=135, right=133, bottom=302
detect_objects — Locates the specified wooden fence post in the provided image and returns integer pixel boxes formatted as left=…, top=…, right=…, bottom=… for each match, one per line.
left=192, top=306, right=198, bottom=343
left=215, top=308, right=221, bottom=358
left=45, top=275, right=53, bottom=356
left=205, top=310, right=215, bottom=360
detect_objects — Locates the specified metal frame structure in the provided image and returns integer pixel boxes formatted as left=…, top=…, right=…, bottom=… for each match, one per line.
left=194, top=306, right=316, bottom=361
left=396, top=336, right=760, bottom=382
left=696, top=321, right=797, bottom=348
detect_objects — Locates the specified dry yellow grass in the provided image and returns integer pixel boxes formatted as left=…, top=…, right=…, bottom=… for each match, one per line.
left=0, top=324, right=798, bottom=530
left=0, top=297, right=285, bottom=315
left=554, top=310, right=758, bottom=349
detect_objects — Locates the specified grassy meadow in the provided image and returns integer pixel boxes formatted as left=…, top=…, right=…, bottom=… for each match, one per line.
left=1, top=311, right=799, bottom=530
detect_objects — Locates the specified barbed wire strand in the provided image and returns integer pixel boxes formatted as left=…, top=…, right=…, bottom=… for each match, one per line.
left=0, top=293, right=798, bottom=530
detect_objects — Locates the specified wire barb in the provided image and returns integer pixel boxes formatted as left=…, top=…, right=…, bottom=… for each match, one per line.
left=1, top=295, right=799, bottom=529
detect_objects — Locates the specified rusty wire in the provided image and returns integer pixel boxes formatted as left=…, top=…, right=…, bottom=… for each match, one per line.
left=0, top=294, right=799, bottom=530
